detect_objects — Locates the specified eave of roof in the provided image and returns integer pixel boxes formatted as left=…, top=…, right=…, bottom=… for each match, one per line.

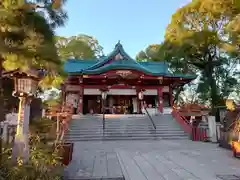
left=63, top=42, right=197, bottom=80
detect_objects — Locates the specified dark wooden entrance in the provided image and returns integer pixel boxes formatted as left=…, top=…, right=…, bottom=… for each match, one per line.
left=110, top=95, right=134, bottom=114
left=83, top=95, right=135, bottom=114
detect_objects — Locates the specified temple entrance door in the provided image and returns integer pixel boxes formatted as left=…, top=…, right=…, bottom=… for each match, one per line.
left=111, top=95, right=134, bottom=114
left=83, top=95, right=101, bottom=114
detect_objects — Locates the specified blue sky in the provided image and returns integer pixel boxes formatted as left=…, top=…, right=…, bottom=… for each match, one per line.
left=56, top=0, right=191, bottom=58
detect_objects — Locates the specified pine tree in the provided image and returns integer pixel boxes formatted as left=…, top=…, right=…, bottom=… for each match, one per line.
left=0, top=0, right=68, bottom=162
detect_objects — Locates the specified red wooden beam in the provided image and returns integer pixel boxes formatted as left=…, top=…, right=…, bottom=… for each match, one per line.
left=70, top=69, right=192, bottom=81
left=82, top=84, right=159, bottom=89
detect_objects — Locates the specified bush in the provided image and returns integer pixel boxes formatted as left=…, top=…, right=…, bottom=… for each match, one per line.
left=29, top=117, right=57, bottom=143
left=0, top=117, right=65, bottom=180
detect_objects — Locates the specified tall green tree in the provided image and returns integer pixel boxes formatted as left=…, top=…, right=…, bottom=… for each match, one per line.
left=56, top=34, right=104, bottom=60
left=47, top=34, right=104, bottom=89
left=159, top=0, right=240, bottom=111
left=0, top=0, right=67, bottom=161
left=136, top=44, right=162, bottom=61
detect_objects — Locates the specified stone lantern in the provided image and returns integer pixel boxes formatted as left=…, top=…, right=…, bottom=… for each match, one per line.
left=8, top=69, right=44, bottom=163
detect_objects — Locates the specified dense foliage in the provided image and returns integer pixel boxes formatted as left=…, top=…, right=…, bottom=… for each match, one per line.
left=136, top=44, right=162, bottom=61
left=0, top=118, right=64, bottom=180
left=137, top=0, right=240, bottom=109
left=56, top=34, right=104, bottom=60
left=0, top=0, right=68, bottom=177
left=161, top=0, right=240, bottom=109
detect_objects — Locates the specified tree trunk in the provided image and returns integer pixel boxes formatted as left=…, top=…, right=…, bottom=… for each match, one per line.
left=173, top=86, right=184, bottom=104
left=0, top=57, right=4, bottom=163
left=208, top=64, right=218, bottom=115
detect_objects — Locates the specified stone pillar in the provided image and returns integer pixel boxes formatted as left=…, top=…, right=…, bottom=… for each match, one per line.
left=208, top=116, right=217, bottom=143
left=12, top=97, right=31, bottom=163
left=2, top=121, right=8, bottom=143
left=157, top=87, right=163, bottom=113
left=78, top=86, right=83, bottom=114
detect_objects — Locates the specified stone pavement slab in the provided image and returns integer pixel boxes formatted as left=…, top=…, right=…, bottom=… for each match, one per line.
left=65, top=140, right=240, bottom=180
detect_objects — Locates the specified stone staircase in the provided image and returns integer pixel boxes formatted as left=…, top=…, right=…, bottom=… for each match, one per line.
left=64, top=114, right=189, bottom=142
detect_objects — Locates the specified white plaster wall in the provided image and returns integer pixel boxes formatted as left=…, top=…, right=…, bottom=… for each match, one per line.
left=83, top=87, right=169, bottom=96
left=66, top=93, right=79, bottom=106
left=109, top=89, right=136, bottom=95
left=66, top=85, right=81, bottom=91
left=84, top=88, right=101, bottom=95
left=162, top=86, right=169, bottom=92
left=143, top=89, right=157, bottom=95
left=83, top=88, right=136, bottom=95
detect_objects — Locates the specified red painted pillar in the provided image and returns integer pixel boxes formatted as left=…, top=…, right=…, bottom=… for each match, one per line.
left=78, top=85, right=83, bottom=114
left=169, top=86, right=173, bottom=107
left=136, top=89, right=141, bottom=114
left=157, top=87, right=163, bottom=113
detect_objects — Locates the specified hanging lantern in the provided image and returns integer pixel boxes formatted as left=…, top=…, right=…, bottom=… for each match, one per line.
left=158, top=77, right=163, bottom=84
left=101, top=91, right=107, bottom=100
left=138, top=91, right=144, bottom=100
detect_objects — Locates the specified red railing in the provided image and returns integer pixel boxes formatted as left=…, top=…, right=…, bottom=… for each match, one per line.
left=172, top=108, right=192, bottom=134
left=172, top=105, right=208, bottom=141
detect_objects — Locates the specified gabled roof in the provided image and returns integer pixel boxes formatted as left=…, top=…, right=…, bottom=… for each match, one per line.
left=64, top=42, right=196, bottom=79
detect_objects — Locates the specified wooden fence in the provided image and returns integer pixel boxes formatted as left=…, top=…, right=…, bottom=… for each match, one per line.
left=46, top=104, right=74, bottom=142
left=0, top=123, right=16, bottom=144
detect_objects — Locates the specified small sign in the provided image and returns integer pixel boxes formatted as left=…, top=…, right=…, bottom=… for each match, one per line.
left=116, top=70, right=132, bottom=78
left=66, top=85, right=81, bottom=91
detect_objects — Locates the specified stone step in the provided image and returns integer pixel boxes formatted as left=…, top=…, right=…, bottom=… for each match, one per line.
left=70, top=120, right=176, bottom=123
left=69, top=121, right=176, bottom=126
left=66, top=130, right=186, bottom=134
left=69, top=124, right=181, bottom=128
left=64, top=135, right=188, bottom=141
left=68, top=127, right=182, bottom=131
left=66, top=133, right=187, bottom=138
left=66, top=177, right=124, bottom=180
left=69, top=123, right=177, bottom=126
left=70, top=118, right=175, bottom=121
left=64, top=136, right=188, bottom=142
left=68, top=129, right=183, bottom=133
left=65, top=133, right=188, bottom=139
left=65, top=114, right=188, bottom=142
left=71, top=118, right=149, bottom=121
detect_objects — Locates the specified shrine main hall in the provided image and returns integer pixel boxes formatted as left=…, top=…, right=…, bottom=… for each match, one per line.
left=63, top=42, right=196, bottom=114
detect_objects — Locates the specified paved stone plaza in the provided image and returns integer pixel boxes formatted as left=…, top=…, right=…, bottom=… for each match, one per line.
left=65, top=140, right=240, bottom=180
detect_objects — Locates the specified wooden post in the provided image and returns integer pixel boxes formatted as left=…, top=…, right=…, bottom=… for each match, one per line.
left=136, top=89, right=141, bottom=114
left=78, top=86, right=83, bottom=114
left=55, top=115, right=60, bottom=143
left=169, top=86, right=173, bottom=107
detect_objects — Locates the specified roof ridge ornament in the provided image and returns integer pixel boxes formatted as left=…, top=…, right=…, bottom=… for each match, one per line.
left=114, top=53, right=124, bottom=60
left=114, top=41, right=124, bottom=60
left=115, top=40, right=122, bottom=48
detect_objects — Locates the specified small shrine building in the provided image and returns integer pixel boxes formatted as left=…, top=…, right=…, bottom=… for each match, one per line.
left=62, top=42, right=196, bottom=114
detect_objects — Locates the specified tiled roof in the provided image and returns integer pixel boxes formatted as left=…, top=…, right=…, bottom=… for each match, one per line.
left=64, top=42, right=196, bottom=79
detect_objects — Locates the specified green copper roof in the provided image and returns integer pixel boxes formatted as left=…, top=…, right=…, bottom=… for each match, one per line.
left=64, top=42, right=196, bottom=79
